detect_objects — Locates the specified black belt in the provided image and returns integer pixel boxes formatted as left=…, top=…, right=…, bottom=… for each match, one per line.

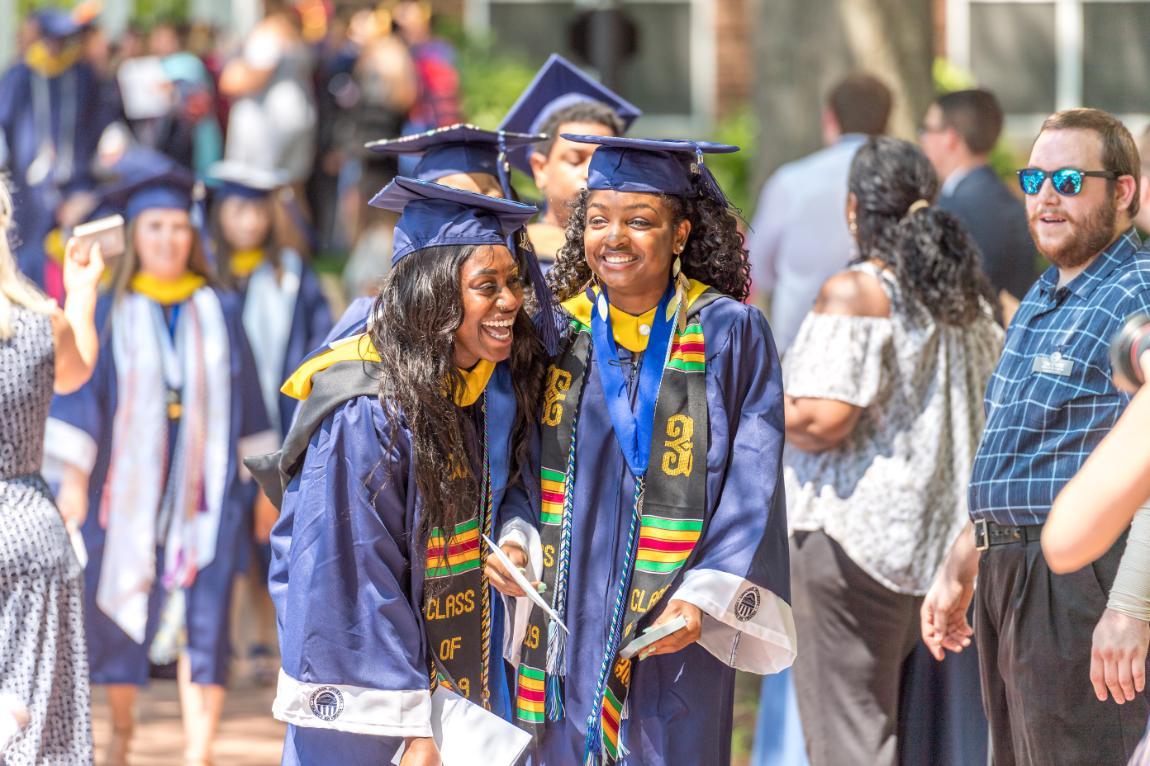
left=973, top=518, right=1044, bottom=551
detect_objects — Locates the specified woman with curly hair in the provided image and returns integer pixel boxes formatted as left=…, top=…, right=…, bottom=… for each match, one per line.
left=508, top=136, right=796, bottom=766
left=264, top=178, right=549, bottom=766
left=783, top=136, right=1002, bottom=765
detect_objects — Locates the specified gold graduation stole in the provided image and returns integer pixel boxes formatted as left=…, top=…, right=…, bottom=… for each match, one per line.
left=515, top=287, right=720, bottom=763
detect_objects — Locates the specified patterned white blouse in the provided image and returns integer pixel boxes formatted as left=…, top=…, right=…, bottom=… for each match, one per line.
left=783, top=262, right=1004, bottom=594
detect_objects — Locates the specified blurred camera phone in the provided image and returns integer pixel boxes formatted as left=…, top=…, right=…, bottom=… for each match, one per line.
left=619, top=615, right=689, bottom=660
left=72, top=214, right=126, bottom=264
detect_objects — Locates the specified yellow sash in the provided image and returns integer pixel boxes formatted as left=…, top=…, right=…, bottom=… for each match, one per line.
left=281, top=332, right=494, bottom=407
left=130, top=273, right=207, bottom=306
left=561, top=279, right=710, bottom=353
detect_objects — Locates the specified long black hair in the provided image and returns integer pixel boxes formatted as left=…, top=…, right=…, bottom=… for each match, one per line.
left=849, top=137, right=998, bottom=325
left=547, top=180, right=751, bottom=303
left=367, top=244, right=546, bottom=543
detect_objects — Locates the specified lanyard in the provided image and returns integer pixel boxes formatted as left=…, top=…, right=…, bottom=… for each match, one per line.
left=588, top=284, right=676, bottom=477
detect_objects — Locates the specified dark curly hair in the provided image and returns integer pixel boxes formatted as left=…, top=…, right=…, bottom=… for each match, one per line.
left=849, top=136, right=998, bottom=325
left=368, top=244, right=546, bottom=547
left=547, top=181, right=750, bottom=303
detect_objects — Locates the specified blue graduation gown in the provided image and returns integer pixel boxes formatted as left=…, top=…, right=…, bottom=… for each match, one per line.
left=46, top=289, right=271, bottom=685
left=270, top=371, right=527, bottom=764
left=513, top=297, right=795, bottom=765
left=237, top=262, right=334, bottom=437
left=0, top=61, right=118, bottom=285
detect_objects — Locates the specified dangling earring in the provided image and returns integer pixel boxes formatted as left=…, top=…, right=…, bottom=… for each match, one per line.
left=848, top=215, right=858, bottom=236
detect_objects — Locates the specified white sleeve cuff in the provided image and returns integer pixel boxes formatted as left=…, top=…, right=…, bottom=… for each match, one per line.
left=671, top=568, right=797, bottom=674
left=497, top=516, right=543, bottom=666
left=272, top=669, right=432, bottom=737
left=42, top=418, right=97, bottom=485
left=238, top=429, right=280, bottom=482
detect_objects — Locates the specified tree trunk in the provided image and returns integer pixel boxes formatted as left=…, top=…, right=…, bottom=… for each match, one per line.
left=750, top=0, right=934, bottom=190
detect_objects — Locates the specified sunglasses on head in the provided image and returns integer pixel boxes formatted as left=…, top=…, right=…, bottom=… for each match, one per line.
left=1017, top=167, right=1121, bottom=196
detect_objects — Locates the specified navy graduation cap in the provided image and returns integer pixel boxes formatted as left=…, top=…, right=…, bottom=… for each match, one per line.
left=565, top=134, right=739, bottom=207
left=365, top=123, right=542, bottom=196
left=370, top=176, right=559, bottom=350
left=99, top=148, right=197, bottom=219
left=206, top=161, right=285, bottom=200
left=498, top=54, right=642, bottom=175
left=36, top=8, right=88, bottom=40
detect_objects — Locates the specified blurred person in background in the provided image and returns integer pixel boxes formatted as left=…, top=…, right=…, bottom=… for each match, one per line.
left=923, top=109, right=1150, bottom=765
left=123, top=20, right=223, bottom=176
left=391, top=0, right=461, bottom=171
left=748, top=73, right=892, bottom=354
left=336, top=7, right=417, bottom=243
left=305, top=8, right=358, bottom=253
left=44, top=150, right=275, bottom=766
left=220, top=1, right=316, bottom=187
left=920, top=88, right=1040, bottom=322
left=783, top=137, right=1000, bottom=766
left=0, top=176, right=104, bottom=764
left=340, top=123, right=538, bottom=307
left=0, top=9, right=120, bottom=293
left=498, top=53, right=640, bottom=266
left=1134, top=126, right=1150, bottom=234
left=206, top=160, right=333, bottom=687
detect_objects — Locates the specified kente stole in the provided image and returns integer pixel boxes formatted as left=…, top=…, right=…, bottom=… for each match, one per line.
left=421, top=363, right=513, bottom=712
left=516, top=285, right=721, bottom=763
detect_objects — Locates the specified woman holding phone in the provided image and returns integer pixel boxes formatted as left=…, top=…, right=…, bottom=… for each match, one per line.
left=44, top=149, right=275, bottom=766
left=0, top=177, right=104, bottom=762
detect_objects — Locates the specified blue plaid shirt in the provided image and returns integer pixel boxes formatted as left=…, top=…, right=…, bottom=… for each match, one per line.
left=969, top=228, right=1150, bottom=525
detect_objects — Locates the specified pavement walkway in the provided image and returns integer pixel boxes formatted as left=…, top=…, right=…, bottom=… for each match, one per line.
left=90, top=680, right=283, bottom=766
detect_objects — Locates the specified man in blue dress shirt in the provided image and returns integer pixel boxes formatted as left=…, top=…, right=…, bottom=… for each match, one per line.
left=923, top=108, right=1150, bottom=765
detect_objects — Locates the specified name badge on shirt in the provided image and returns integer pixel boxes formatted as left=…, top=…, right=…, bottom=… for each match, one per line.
left=1032, top=351, right=1074, bottom=377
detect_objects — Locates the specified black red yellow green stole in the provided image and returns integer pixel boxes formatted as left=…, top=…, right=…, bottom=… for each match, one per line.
left=422, top=361, right=510, bottom=711
left=515, top=283, right=720, bottom=764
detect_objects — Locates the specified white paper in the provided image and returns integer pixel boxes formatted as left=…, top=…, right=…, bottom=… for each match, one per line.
left=481, top=533, right=568, bottom=635
left=66, top=520, right=87, bottom=568
left=619, top=614, right=688, bottom=660
left=117, top=57, right=174, bottom=120
left=390, top=686, right=532, bottom=766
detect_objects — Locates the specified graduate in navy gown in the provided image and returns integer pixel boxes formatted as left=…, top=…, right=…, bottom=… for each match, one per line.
left=508, top=136, right=797, bottom=766
left=205, top=160, right=335, bottom=684
left=206, top=160, right=334, bottom=439
left=331, top=123, right=550, bottom=348
left=0, top=9, right=119, bottom=291
left=43, top=150, right=275, bottom=766
left=265, top=178, right=552, bottom=765
left=499, top=54, right=640, bottom=266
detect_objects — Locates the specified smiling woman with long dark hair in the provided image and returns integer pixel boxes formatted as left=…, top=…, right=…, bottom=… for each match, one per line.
left=264, top=178, right=548, bottom=766
left=507, top=136, right=796, bottom=766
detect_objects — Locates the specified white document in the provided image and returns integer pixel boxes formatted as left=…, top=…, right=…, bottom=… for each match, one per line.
left=390, top=686, right=532, bottom=766
left=482, top=533, right=568, bottom=635
left=117, top=57, right=173, bottom=120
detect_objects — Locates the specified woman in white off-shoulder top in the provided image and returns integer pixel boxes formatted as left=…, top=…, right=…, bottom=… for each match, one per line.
left=782, top=137, right=1003, bottom=766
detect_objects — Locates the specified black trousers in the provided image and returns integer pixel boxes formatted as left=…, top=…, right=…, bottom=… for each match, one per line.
left=975, top=532, right=1149, bottom=765
left=791, top=530, right=922, bottom=766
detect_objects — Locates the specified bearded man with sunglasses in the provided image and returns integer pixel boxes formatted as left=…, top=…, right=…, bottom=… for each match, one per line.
left=921, top=108, right=1150, bottom=765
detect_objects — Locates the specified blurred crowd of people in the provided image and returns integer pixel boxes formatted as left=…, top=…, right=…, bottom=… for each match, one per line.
left=1, top=0, right=460, bottom=303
